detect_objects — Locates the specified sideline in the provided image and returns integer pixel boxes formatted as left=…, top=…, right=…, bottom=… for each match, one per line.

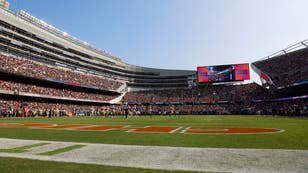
left=0, top=138, right=308, bottom=173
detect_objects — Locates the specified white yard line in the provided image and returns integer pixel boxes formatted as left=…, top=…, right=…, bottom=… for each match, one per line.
left=169, top=126, right=183, bottom=133
left=180, top=126, right=190, bottom=133
left=0, top=138, right=308, bottom=173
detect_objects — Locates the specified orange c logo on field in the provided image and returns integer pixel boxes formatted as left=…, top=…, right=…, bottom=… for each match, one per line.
left=182, top=127, right=283, bottom=134
left=0, top=123, right=283, bottom=134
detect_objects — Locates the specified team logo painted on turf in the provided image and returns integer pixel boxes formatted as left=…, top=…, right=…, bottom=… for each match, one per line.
left=0, top=123, right=283, bottom=134
left=181, top=127, right=284, bottom=134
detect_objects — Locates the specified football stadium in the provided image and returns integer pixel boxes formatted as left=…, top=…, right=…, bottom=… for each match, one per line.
left=0, top=0, right=308, bottom=172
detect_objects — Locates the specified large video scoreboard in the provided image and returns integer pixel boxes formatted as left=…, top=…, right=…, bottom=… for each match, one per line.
left=197, top=63, right=250, bottom=83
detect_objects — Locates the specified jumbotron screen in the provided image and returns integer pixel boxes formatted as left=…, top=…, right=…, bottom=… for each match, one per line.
left=197, top=63, right=250, bottom=83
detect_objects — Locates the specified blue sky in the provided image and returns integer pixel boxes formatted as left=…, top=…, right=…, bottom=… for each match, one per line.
left=8, top=0, right=308, bottom=82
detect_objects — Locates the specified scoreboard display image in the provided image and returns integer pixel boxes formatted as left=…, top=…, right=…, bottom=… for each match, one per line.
left=197, top=63, right=250, bottom=83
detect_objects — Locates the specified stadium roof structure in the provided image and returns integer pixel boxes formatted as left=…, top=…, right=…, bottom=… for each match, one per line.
left=16, top=10, right=123, bottom=62
left=256, top=39, right=308, bottom=62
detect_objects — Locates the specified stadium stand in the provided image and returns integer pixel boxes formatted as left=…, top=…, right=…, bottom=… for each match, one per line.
left=0, top=5, right=307, bottom=117
left=0, top=80, right=117, bottom=101
left=1, top=96, right=307, bottom=117
left=0, top=53, right=123, bottom=91
left=124, top=83, right=272, bottom=105
left=252, top=42, right=308, bottom=88
left=0, top=99, right=109, bottom=117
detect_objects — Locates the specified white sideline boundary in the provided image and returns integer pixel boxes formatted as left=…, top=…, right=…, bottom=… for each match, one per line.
left=0, top=138, right=308, bottom=173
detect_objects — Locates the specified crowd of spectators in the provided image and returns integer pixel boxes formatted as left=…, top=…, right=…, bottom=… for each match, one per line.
left=124, top=83, right=273, bottom=105
left=118, top=99, right=308, bottom=116
left=121, top=83, right=307, bottom=116
left=0, top=99, right=125, bottom=117
left=0, top=53, right=123, bottom=91
left=0, top=98, right=307, bottom=118
left=253, top=47, right=308, bottom=87
left=0, top=80, right=117, bottom=101
left=250, top=99, right=308, bottom=116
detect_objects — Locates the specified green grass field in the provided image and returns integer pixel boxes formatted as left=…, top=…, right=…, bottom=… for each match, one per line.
left=0, top=157, right=203, bottom=173
left=0, top=115, right=307, bottom=173
left=1, top=115, right=308, bottom=149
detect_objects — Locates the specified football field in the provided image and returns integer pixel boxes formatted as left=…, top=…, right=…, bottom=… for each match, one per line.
left=0, top=115, right=308, bottom=173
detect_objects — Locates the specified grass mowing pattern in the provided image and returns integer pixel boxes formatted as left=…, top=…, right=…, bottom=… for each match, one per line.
left=39, top=144, right=85, bottom=156
left=0, top=143, right=49, bottom=153
left=0, top=157, right=208, bottom=173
